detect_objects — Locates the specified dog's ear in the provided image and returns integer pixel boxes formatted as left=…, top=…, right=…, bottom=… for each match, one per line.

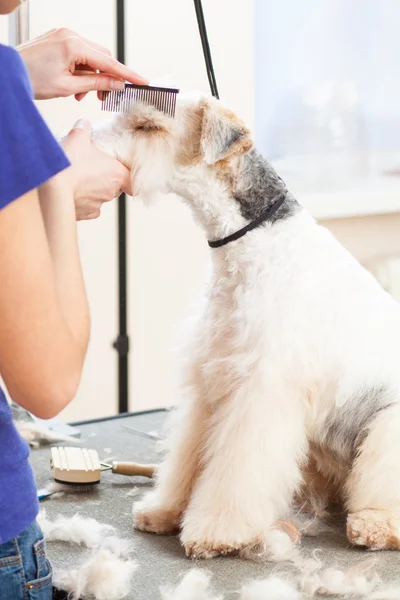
left=200, top=98, right=253, bottom=165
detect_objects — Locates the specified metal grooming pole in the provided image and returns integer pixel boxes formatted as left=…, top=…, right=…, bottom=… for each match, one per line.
left=8, top=0, right=30, bottom=47
left=113, top=0, right=130, bottom=414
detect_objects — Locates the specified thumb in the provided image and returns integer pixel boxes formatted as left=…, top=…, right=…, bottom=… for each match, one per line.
left=72, top=118, right=92, bottom=136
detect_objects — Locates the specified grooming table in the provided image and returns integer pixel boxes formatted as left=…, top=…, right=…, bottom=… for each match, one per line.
left=30, top=409, right=400, bottom=599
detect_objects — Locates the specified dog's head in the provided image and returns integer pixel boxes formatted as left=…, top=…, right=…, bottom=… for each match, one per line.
left=95, top=94, right=253, bottom=200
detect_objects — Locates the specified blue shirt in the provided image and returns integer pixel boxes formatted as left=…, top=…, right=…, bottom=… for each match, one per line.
left=0, top=44, right=70, bottom=543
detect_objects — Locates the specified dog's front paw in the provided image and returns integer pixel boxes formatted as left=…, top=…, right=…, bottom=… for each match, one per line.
left=133, top=494, right=181, bottom=535
left=347, top=509, right=400, bottom=550
left=180, top=514, right=257, bottom=560
left=184, top=539, right=239, bottom=559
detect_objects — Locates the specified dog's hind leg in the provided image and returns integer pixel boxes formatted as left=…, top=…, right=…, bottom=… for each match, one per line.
left=346, top=402, right=400, bottom=549
left=133, top=378, right=207, bottom=535
left=180, top=379, right=307, bottom=559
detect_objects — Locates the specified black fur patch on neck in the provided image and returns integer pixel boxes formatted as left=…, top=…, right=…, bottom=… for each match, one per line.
left=233, top=149, right=299, bottom=222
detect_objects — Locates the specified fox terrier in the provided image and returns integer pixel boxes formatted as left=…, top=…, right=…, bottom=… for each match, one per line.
left=94, top=94, right=400, bottom=558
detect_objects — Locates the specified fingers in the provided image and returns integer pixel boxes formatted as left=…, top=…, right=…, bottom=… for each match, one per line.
left=70, top=40, right=148, bottom=86
left=55, top=30, right=148, bottom=98
left=73, top=66, right=95, bottom=101
left=74, top=90, right=105, bottom=102
left=75, top=89, right=113, bottom=103
left=70, top=73, right=126, bottom=94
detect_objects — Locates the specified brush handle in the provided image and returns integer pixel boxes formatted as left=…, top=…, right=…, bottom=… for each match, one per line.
left=111, top=461, right=157, bottom=478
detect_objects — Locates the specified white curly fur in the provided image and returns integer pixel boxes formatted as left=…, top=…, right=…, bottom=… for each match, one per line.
left=94, top=93, right=400, bottom=557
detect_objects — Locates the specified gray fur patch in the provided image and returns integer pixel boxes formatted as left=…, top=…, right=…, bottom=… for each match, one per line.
left=321, top=386, right=393, bottom=464
left=233, top=149, right=299, bottom=222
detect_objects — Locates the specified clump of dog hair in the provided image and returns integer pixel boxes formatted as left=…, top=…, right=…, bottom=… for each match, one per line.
left=41, top=510, right=135, bottom=599
left=240, top=529, right=301, bottom=564
left=38, top=509, right=133, bottom=556
left=160, top=569, right=222, bottom=600
left=53, top=547, right=137, bottom=600
left=301, top=558, right=380, bottom=597
left=240, top=576, right=301, bottom=600
left=38, top=510, right=115, bottom=547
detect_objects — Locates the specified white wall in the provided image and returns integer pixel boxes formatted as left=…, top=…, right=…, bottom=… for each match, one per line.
left=0, top=0, right=254, bottom=419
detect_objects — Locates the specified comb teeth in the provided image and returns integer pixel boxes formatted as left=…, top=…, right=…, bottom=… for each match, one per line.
left=102, top=84, right=179, bottom=118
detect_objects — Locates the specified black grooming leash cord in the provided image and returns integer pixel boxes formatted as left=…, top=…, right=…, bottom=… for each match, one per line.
left=194, top=0, right=287, bottom=248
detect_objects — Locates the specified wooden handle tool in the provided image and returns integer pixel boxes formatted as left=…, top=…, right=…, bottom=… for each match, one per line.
left=110, top=461, right=157, bottom=478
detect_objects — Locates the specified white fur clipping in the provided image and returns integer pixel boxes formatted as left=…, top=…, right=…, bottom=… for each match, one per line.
left=161, top=570, right=222, bottom=600
left=240, top=577, right=301, bottom=600
left=38, top=510, right=115, bottom=547
left=159, top=560, right=397, bottom=600
left=240, top=530, right=301, bottom=565
left=301, top=559, right=380, bottom=598
left=41, top=510, right=135, bottom=600
left=264, top=530, right=299, bottom=562
left=53, top=547, right=137, bottom=600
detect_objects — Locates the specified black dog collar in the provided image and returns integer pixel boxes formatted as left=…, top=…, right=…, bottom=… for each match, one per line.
left=208, top=192, right=287, bottom=249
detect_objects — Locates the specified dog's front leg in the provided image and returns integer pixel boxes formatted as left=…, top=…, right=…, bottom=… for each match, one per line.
left=133, top=386, right=207, bottom=535
left=180, top=382, right=306, bottom=559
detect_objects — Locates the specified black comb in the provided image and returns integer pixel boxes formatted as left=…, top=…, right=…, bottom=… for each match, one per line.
left=101, top=83, right=179, bottom=118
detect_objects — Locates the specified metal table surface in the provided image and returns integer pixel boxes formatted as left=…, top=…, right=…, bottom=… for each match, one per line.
left=30, top=410, right=400, bottom=599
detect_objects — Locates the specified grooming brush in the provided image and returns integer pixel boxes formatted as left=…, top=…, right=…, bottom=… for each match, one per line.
left=49, top=446, right=157, bottom=486
left=102, top=83, right=179, bottom=117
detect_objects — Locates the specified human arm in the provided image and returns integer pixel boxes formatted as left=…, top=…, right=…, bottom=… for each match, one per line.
left=0, top=44, right=90, bottom=418
left=0, top=182, right=89, bottom=420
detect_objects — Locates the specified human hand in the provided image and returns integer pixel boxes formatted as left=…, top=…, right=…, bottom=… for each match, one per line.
left=62, top=119, right=132, bottom=221
left=18, top=28, right=148, bottom=101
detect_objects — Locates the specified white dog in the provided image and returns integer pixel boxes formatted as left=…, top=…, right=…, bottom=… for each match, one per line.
left=94, top=94, right=400, bottom=558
